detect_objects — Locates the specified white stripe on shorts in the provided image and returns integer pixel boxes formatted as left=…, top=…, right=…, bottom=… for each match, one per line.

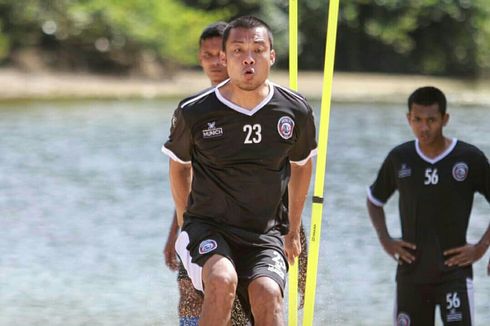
left=466, top=278, right=474, bottom=326
left=175, top=231, right=204, bottom=292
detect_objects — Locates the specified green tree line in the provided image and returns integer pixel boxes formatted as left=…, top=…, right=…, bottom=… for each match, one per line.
left=0, top=0, right=489, bottom=77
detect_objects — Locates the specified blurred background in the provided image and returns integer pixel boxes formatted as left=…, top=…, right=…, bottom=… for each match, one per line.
left=1, top=0, right=490, bottom=78
left=1, top=1, right=489, bottom=325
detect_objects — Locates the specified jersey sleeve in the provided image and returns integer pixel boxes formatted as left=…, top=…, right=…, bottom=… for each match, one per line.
left=368, top=152, right=397, bottom=207
left=474, top=150, right=490, bottom=203
left=289, top=106, right=317, bottom=165
left=161, top=106, right=192, bottom=164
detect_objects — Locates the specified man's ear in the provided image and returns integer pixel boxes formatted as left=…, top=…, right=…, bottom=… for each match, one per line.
left=220, top=51, right=227, bottom=66
left=443, top=113, right=450, bottom=127
left=270, top=49, right=276, bottom=65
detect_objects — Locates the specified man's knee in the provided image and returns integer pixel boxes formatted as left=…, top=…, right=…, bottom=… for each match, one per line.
left=202, top=255, right=238, bottom=301
left=249, top=277, right=283, bottom=308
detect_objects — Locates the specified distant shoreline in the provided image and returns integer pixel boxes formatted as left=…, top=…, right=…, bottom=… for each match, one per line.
left=1, top=68, right=489, bottom=105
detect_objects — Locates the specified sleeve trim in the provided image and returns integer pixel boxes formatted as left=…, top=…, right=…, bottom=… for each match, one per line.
left=161, top=145, right=191, bottom=165
left=290, top=148, right=317, bottom=166
left=366, top=187, right=385, bottom=207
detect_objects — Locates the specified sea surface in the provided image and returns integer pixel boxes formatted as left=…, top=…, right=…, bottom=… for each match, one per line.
left=1, top=99, right=488, bottom=325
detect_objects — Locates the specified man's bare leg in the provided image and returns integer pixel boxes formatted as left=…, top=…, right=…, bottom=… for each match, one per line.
left=248, top=277, right=284, bottom=326
left=200, top=254, right=237, bottom=326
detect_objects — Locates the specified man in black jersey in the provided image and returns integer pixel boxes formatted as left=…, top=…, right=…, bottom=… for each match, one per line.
left=163, top=16, right=316, bottom=325
left=162, top=21, right=244, bottom=326
left=367, top=86, right=490, bottom=326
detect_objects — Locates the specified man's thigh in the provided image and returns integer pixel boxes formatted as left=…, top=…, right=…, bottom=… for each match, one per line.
left=234, top=247, right=288, bottom=318
left=436, top=278, right=474, bottom=326
left=175, top=221, right=233, bottom=292
left=395, top=282, right=436, bottom=326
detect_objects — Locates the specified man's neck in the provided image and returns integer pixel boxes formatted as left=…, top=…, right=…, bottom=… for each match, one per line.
left=219, top=80, right=270, bottom=110
left=418, top=137, right=452, bottom=159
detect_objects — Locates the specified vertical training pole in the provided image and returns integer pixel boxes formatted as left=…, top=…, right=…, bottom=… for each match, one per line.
left=288, top=0, right=299, bottom=325
left=302, top=0, right=340, bottom=325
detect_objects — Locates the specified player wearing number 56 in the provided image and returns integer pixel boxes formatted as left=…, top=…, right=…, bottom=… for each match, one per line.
left=366, top=86, right=490, bottom=326
left=162, top=16, right=316, bottom=325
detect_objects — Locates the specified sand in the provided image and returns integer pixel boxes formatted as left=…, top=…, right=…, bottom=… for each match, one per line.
left=0, top=68, right=489, bottom=105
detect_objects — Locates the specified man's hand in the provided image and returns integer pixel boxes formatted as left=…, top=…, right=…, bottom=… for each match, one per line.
left=284, top=229, right=301, bottom=265
left=163, top=233, right=179, bottom=271
left=380, top=237, right=416, bottom=264
left=444, top=243, right=486, bottom=267
left=163, top=213, right=180, bottom=271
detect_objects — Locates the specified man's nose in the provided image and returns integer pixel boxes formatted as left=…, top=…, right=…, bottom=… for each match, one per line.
left=243, top=51, right=255, bottom=65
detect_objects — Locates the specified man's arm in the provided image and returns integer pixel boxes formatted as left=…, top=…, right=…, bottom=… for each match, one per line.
left=169, top=159, right=192, bottom=227
left=443, top=223, right=490, bottom=267
left=285, top=159, right=312, bottom=264
left=367, top=199, right=416, bottom=264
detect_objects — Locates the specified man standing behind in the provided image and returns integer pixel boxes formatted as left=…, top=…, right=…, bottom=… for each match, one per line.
left=163, top=16, right=316, bottom=325
left=162, top=21, right=232, bottom=325
left=367, top=86, right=490, bottom=326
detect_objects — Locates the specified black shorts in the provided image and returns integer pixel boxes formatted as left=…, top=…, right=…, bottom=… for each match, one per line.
left=175, top=217, right=288, bottom=312
left=395, top=278, right=474, bottom=326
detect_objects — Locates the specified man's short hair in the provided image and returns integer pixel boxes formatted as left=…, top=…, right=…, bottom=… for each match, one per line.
left=199, top=21, right=227, bottom=45
left=408, top=86, right=447, bottom=115
left=222, top=15, right=273, bottom=51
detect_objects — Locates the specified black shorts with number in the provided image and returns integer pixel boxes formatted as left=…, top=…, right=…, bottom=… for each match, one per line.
left=395, top=278, right=474, bottom=326
left=175, top=216, right=288, bottom=316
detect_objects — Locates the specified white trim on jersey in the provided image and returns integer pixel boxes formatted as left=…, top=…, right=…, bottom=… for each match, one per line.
left=175, top=231, right=204, bottom=292
left=180, top=79, right=229, bottom=108
left=290, top=148, right=318, bottom=166
left=367, top=187, right=385, bottom=207
left=161, top=145, right=191, bottom=165
left=415, top=138, right=457, bottom=164
left=215, top=80, right=274, bottom=116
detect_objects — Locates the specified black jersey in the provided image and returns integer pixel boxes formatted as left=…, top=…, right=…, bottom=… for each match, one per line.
left=368, top=139, right=490, bottom=283
left=163, top=80, right=317, bottom=234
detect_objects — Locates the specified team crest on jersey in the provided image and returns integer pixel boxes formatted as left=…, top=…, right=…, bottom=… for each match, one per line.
left=452, top=162, right=468, bottom=182
left=398, top=163, right=411, bottom=178
left=198, top=239, right=218, bottom=255
left=202, top=121, right=223, bottom=139
left=397, top=312, right=411, bottom=326
left=277, top=116, right=294, bottom=140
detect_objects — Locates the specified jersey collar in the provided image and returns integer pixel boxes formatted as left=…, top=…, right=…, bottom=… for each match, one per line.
left=215, top=80, right=274, bottom=116
left=415, top=137, right=458, bottom=164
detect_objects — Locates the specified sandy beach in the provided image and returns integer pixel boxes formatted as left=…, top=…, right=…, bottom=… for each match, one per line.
left=0, top=68, right=489, bottom=105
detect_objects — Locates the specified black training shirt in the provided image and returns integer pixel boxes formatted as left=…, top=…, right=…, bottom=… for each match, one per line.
left=368, top=139, right=490, bottom=283
left=163, top=80, right=317, bottom=234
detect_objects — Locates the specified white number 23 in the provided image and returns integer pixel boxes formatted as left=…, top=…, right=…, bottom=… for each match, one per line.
left=243, top=124, right=262, bottom=144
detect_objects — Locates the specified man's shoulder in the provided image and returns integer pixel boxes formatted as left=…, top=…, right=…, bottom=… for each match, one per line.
left=178, top=86, right=218, bottom=110
left=455, top=140, right=486, bottom=156
left=271, top=82, right=310, bottom=109
left=389, top=140, right=416, bottom=156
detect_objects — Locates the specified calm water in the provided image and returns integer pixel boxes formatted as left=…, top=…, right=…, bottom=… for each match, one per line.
left=0, top=99, right=488, bottom=325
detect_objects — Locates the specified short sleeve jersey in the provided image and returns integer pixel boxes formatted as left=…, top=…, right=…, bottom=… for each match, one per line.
left=163, top=81, right=317, bottom=234
left=368, top=139, right=490, bottom=283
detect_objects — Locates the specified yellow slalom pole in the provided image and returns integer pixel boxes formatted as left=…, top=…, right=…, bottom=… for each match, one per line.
left=303, top=0, right=340, bottom=325
left=288, top=1, right=299, bottom=325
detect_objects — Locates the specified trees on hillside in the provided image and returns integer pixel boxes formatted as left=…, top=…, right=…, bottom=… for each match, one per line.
left=0, top=0, right=489, bottom=77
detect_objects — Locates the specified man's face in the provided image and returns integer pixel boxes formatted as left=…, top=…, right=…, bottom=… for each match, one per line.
left=407, top=103, right=449, bottom=146
left=199, top=36, right=228, bottom=85
left=221, top=26, right=275, bottom=91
